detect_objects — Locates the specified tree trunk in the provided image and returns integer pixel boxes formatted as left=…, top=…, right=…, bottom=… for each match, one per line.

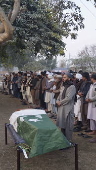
left=0, top=0, right=20, bottom=43
left=0, top=7, right=14, bottom=43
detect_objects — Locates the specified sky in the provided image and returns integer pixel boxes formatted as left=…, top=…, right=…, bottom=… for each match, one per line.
left=58, top=0, right=96, bottom=62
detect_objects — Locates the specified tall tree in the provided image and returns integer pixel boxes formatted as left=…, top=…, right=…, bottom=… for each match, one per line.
left=0, top=41, right=29, bottom=70
left=0, top=0, right=84, bottom=70
left=23, top=58, right=57, bottom=71
left=0, top=0, right=20, bottom=43
left=72, top=45, right=96, bottom=72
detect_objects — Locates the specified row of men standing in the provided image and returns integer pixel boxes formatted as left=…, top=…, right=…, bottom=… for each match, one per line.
left=2, top=71, right=96, bottom=142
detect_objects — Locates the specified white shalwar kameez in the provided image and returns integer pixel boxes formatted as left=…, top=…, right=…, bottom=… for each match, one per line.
left=87, top=84, right=96, bottom=130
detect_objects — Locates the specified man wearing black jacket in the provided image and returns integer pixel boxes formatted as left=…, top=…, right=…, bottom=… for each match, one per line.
left=30, top=74, right=38, bottom=104
left=78, top=72, right=91, bottom=128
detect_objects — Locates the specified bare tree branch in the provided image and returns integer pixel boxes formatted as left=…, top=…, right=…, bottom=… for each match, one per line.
left=10, top=0, right=20, bottom=23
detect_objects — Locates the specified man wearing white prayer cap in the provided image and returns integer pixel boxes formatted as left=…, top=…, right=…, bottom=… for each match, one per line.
left=76, top=73, right=82, bottom=81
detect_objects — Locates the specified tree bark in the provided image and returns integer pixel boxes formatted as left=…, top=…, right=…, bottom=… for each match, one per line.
left=0, top=23, right=4, bottom=33
left=10, top=0, right=20, bottom=23
left=0, top=0, right=20, bottom=43
left=0, top=7, right=14, bottom=43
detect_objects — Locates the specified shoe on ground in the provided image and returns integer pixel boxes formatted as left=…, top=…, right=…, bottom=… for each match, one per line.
left=73, top=127, right=82, bottom=132
left=82, top=134, right=92, bottom=138
left=49, top=115, right=54, bottom=118
left=52, top=116, right=57, bottom=120
left=47, top=113, right=51, bottom=117
left=89, top=138, right=96, bottom=143
left=46, top=111, right=51, bottom=113
left=78, top=133, right=85, bottom=136
left=85, top=129, right=92, bottom=133
left=81, top=126, right=88, bottom=130
left=22, top=102, right=27, bottom=105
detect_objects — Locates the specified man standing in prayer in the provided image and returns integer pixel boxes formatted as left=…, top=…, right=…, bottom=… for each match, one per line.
left=39, top=72, right=47, bottom=109
left=78, top=72, right=91, bottom=129
left=86, top=73, right=96, bottom=143
left=56, top=73, right=76, bottom=141
left=17, top=72, right=23, bottom=99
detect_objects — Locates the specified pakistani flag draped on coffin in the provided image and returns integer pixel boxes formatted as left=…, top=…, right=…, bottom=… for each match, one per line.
left=10, top=109, right=71, bottom=158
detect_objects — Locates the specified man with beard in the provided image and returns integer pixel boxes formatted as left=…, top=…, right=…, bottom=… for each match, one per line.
left=86, top=73, right=96, bottom=142
left=78, top=72, right=91, bottom=129
left=56, top=73, right=76, bottom=141
left=39, top=71, right=47, bottom=109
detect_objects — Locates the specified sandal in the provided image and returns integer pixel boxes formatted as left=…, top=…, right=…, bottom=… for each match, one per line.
left=78, top=133, right=85, bottom=136
left=73, top=127, right=82, bottom=132
left=82, top=134, right=92, bottom=138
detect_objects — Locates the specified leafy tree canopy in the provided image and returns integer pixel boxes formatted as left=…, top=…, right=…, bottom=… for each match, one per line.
left=23, top=57, right=57, bottom=71
left=0, top=0, right=84, bottom=70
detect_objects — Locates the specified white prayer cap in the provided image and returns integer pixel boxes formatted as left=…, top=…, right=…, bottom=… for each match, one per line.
left=50, top=78, right=55, bottom=81
left=56, top=75, right=62, bottom=78
left=27, top=74, right=31, bottom=77
left=50, top=73, right=54, bottom=76
left=5, top=73, right=9, bottom=76
left=37, top=73, right=41, bottom=75
left=46, top=71, right=50, bottom=75
left=76, top=73, right=82, bottom=80
left=54, top=74, right=57, bottom=77
left=48, top=74, right=53, bottom=79
left=48, top=78, right=55, bottom=82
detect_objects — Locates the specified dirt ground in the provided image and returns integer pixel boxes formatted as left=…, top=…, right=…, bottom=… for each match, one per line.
left=0, top=91, right=96, bottom=170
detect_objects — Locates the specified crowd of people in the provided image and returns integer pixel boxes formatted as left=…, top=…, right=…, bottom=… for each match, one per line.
left=1, top=70, right=96, bottom=142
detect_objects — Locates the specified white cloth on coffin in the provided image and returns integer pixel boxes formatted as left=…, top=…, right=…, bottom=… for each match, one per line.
left=9, top=109, right=46, bottom=132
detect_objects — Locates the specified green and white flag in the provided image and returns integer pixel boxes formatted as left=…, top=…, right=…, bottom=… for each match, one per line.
left=17, top=113, right=71, bottom=158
